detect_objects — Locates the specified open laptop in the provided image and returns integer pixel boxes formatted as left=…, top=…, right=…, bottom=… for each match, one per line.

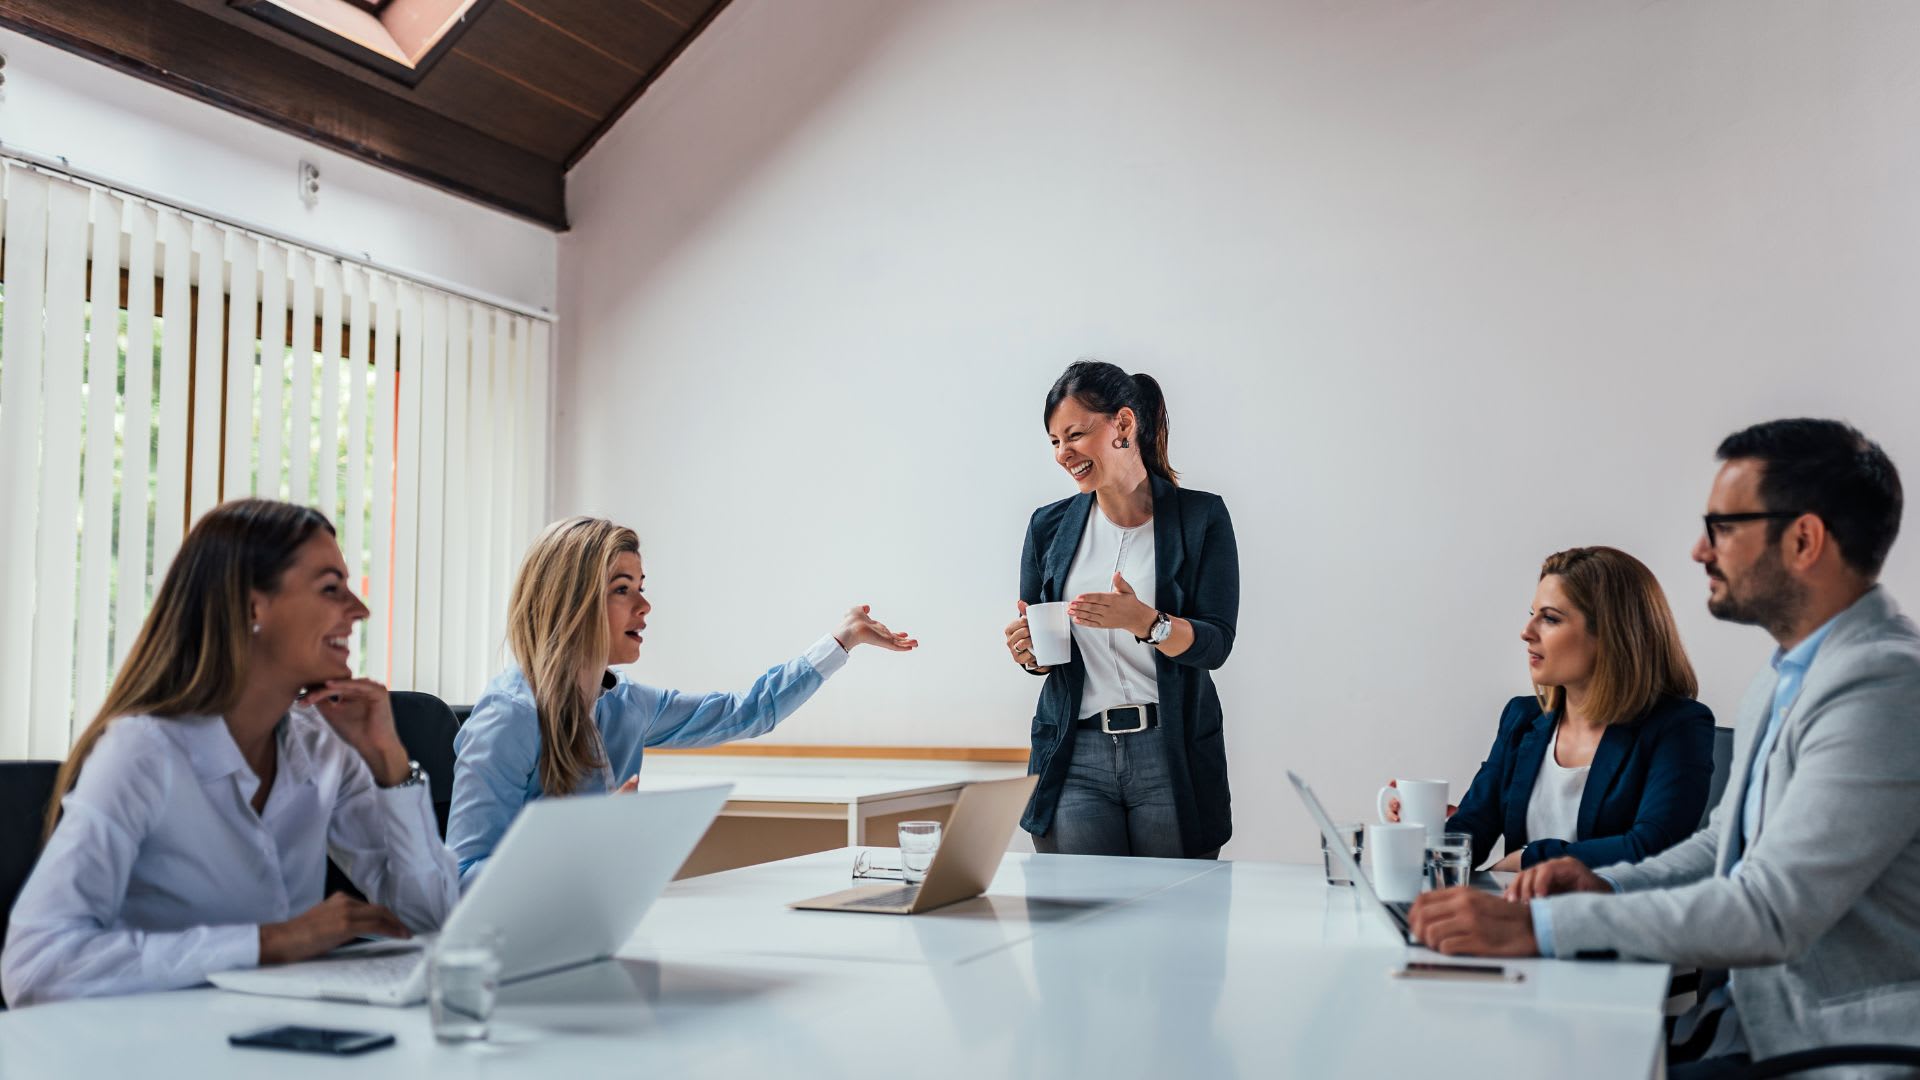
left=790, top=774, right=1038, bottom=915
left=208, top=781, right=732, bottom=1005
left=1286, top=770, right=1419, bottom=944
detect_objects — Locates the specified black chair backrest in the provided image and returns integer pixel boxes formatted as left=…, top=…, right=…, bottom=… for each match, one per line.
left=1703, top=726, right=1736, bottom=829
left=388, top=691, right=460, bottom=839
left=1, top=760, right=62, bottom=1008
left=324, top=692, right=465, bottom=901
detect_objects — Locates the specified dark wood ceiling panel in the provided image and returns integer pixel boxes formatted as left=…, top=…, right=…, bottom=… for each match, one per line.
left=410, top=49, right=601, bottom=161
left=0, top=0, right=735, bottom=227
left=509, top=0, right=686, bottom=75
left=0, top=0, right=566, bottom=226
left=451, top=3, right=641, bottom=118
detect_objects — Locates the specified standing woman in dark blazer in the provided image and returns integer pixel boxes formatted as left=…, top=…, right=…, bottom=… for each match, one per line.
left=1002, top=361, right=1239, bottom=858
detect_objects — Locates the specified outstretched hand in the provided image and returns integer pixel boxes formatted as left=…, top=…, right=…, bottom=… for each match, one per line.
left=834, top=605, right=919, bottom=653
left=1068, top=573, right=1156, bottom=638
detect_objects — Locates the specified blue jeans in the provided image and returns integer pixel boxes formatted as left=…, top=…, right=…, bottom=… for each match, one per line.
left=1032, top=727, right=1190, bottom=858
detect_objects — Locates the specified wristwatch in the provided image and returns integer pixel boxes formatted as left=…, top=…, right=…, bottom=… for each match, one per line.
left=1138, top=611, right=1173, bottom=646
left=385, top=759, right=427, bottom=789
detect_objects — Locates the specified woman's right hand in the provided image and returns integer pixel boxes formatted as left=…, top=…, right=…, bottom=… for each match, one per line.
left=259, top=893, right=411, bottom=965
left=1004, top=601, right=1048, bottom=673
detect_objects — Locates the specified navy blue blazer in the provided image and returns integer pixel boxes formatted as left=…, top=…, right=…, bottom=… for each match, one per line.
left=1446, top=694, right=1715, bottom=870
left=1019, top=474, right=1240, bottom=855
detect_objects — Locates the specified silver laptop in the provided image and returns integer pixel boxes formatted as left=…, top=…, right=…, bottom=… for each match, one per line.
left=208, top=781, right=732, bottom=1005
left=790, top=775, right=1038, bottom=915
left=1286, top=770, right=1418, bottom=944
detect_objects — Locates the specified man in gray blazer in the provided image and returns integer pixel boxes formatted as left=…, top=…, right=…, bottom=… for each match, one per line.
left=1410, top=418, right=1918, bottom=1076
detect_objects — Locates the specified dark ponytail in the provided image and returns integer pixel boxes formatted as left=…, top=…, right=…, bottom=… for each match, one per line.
left=1043, top=359, right=1179, bottom=485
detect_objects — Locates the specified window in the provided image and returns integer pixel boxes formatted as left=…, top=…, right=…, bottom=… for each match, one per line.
left=0, top=159, right=549, bottom=757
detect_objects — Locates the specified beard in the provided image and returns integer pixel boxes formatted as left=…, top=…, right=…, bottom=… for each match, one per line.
left=1708, top=547, right=1805, bottom=636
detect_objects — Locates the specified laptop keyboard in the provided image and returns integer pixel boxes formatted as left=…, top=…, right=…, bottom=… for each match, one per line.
left=279, top=950, right=425, bottom=993
left=842, top=885, right=921, bottom=909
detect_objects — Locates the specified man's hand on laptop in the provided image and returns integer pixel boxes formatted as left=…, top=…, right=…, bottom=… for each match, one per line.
left=259, top=893, right=412, bottom=965
left=1408, top=889, right=1538, bottom=957
left=1505, top=856, right=1611, bottom=902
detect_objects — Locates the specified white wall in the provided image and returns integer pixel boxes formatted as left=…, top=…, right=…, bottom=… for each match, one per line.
left=558, top=0, right=1920, bottom=861
left=0, top=30, right=556, bottom=313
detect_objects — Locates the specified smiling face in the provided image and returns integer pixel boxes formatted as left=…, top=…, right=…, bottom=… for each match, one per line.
left=604, top=551, right=650, bottom=667
left=250, top=532, right=368, bottom=688
left=1047, top=397, right=1138, bottom=493
left=1521, top=574, right=1599, bottom=693
left=1693, top=458, right=1804, bottom=629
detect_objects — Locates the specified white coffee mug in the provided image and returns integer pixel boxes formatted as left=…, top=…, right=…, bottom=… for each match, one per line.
left=1025, top=602, right=1073, bottom=667
left=1378, top=778, right=1449, bottom=844
left=1367, top=823, right=1429, bottom=903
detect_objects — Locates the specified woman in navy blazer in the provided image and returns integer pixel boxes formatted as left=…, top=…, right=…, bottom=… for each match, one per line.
left=1002, top=361, right=1239, bottom=858
left=1392, top=547, right=1714, bottom=870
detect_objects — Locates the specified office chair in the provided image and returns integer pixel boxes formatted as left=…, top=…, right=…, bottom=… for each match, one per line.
left=322, top=690, right=464, bottom=901
left=1745, top=1044, right=1920, bottom=1077
left=0, top=761, right=62, bottom=1009
left=388, top=691, right=460, bottom=838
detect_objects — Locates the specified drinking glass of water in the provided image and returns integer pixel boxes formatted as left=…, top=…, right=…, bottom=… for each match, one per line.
left=429, top=927, right=502, bottom=1043
left=898, top=821, right=942, bottom=885
left=1425, top=832, right=1474, bottom=891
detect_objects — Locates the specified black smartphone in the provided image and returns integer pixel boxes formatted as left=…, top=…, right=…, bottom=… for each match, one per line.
left=1392, top=961, right=1524, bottom=983
left=228, top=1025, right=396, bottom=1055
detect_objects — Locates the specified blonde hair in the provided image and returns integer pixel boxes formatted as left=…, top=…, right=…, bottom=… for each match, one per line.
left=1536, top=546, right=1698, bottom=727
left=45, top=500, right=335, bottom=841
left=507, top=517, right=640, bottom=796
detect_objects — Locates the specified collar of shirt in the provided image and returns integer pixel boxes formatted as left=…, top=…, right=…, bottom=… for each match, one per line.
left=170, top=710, right=317, bottom=788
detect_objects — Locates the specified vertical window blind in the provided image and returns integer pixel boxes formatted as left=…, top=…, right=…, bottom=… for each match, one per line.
left=0, top=159, right=551, bottom=759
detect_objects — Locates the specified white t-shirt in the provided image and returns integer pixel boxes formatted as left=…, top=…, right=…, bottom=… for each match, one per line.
left=1064, top=504, right=1159, bottom=717
left=1524, top=721, right=1590, bottom=846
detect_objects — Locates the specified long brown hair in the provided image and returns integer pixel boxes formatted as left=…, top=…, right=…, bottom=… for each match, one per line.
left=1536, top=546, right=1698, bottom=726
left=44, top=499, right=335, bottom=841
left=506, top=517, right=639, bottom=796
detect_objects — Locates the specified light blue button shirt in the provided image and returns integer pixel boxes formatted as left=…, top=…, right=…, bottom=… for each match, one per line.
left=447, top=636, right=847, bottom=887
left=1533, top=613, right=1841, bottom=957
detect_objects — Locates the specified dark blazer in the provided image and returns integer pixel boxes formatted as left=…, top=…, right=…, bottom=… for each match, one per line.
left=1446, top=694, right=1715, bottom=869
left=1019, top=474, right=1240, bottom=855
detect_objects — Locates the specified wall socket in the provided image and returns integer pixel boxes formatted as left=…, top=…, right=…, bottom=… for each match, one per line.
left=298, top=159, right=321, bottom=207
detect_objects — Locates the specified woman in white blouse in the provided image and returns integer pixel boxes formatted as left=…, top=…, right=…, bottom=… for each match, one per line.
left=2, top=500, right=458, bottom=1007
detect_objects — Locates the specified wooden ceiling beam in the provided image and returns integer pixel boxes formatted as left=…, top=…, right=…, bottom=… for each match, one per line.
left=0, top=0, right=568, bottom=228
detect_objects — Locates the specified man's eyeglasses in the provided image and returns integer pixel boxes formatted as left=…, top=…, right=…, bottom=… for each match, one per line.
left=1702, top=511, right=1806, bottom=548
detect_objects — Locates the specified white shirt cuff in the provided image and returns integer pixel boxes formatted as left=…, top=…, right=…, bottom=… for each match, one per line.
left=805, top=633, right=850, bottom=679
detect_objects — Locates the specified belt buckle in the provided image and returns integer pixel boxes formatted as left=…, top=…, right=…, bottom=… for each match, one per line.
left=1101, top=706, right=1147, bottom=734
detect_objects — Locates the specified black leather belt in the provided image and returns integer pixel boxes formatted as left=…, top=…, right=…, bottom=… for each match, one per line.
left=1075, top=704, right=1159, bottom=734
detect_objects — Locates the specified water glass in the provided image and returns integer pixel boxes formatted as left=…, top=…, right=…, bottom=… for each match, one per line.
left=429, top=928, right=502, bottom=1043
left=1425, top=832, right=1474, bottom=892
left=898, top=821, right=942, bottom=885
left=1320, top=822, right=1365, bottom=887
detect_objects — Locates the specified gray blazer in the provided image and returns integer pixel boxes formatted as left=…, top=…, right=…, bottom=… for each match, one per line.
left=1547, top=586, right=1920, bottom=1063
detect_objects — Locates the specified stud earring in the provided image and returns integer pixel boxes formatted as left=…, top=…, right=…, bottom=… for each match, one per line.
left=251, top=623, right=261, bottom=635
left=1113, top=436, right=1130, bottom=449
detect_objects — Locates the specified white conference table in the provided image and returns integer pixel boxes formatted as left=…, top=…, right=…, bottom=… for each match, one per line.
left=639, top=755, right=1027, bottom=845
left=637, top=756, right=1028, bottom=874
left=0, top=852, right=1672, bottom=1079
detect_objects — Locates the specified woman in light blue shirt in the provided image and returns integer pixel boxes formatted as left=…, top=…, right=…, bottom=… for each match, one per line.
left=447, top=517, right=917, bottom=886
left=3, top=500, right=458, bottom=1007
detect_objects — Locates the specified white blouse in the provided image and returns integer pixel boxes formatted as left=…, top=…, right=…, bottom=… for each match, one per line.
left=1064, top=504, right=1160, bottom=717
left=2, top=707, right=459, bottom=1007
left=1524, top=721, right=1591, bottom=846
